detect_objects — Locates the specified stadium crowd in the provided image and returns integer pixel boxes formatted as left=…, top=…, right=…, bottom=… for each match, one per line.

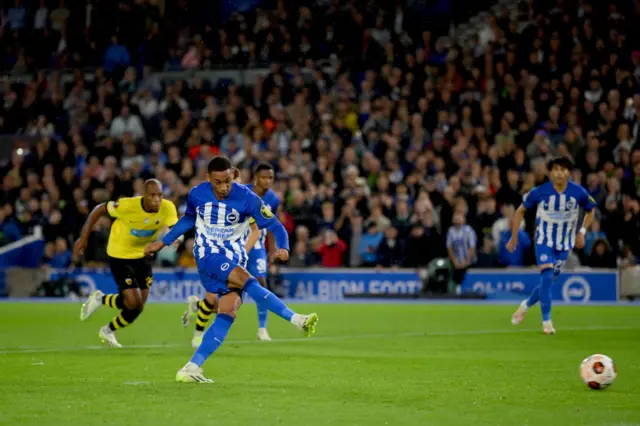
left=0, top=0, right=640, bottom=278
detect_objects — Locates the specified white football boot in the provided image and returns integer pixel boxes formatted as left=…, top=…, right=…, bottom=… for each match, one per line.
left=511, top=299, right=528, bottom=325
left=257, top=328, right=272, bottom=341
left=80, top=290, right=104, bottom=321
left=99, top=325, right=123, bottom=348
left=291, top=313, right=319, bottom=337
left=181, top=295, right=200, bottom=327
left=176, top=362, right=214, bottom=383
left=543, top=320, right=556, bottom=335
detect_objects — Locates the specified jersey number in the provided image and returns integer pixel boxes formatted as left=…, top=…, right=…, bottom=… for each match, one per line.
left=256, top=258, right=267, bottom=273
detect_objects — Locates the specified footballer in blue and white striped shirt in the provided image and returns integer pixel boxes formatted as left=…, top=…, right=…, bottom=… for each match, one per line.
left=144, top=156, right=318, bottom=383
left=507, top=156, right=596, bottom=335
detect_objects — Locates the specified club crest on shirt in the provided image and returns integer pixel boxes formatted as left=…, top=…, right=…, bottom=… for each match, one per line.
left=540, top=254, right=548, bottom=262
left=144, top=218, right=150, bottom=224
left=226, top=209, right=240, bottom=225
left=566, top=199, right=576, bottom=210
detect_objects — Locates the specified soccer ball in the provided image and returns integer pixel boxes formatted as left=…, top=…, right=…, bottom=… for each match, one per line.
left=579, top=354, right=617, bottom=390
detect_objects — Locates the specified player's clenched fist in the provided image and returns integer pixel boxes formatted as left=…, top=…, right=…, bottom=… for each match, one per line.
left=506, top=237, right=518, bottom=253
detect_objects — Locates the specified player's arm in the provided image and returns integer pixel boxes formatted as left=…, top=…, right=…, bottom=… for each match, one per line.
left=145, top=193, right=196, bottom=255
left=74, top=200, right=121, bottom=256
left=162, top=201, right=184, bottom=247
left=248, top=194, right=290, bottom=259
left=577, top=191, right=597, bottom=248
left=265, top=199, right=281, bottom=256
left=244, top=219, right=261, bottom=252
left=510, top=205, right=527, bottom=242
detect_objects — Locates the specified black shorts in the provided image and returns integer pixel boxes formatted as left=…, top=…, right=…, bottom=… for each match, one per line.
left=108, top=256, right=153, bottom=292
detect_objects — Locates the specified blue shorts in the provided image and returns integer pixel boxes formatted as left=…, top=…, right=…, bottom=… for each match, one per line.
left=535, top=244, right=569, bottom=276
left=247, top=248, right=268, bottom=278
left=196, top=254, right=240, bottom=295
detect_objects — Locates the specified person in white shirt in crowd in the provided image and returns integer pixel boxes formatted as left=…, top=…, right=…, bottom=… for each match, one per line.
left=110, top=106, right=146, bottom=141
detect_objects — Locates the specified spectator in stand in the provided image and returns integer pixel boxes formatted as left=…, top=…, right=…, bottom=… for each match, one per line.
left=103, top=35, right=130, bottom=73
left=588, top=239, right=617, bottom=269
left=0, top=206, right=21, bottom=245
left=476, top=236, right=500, bottom=268
left=110, top=106, right=145, bottom=141
left=288, top=241, right=313, bottom=268
left=44, top=237, right=71, bottom=268
left=359, top=223, right=383, bottom=267
left=0, top=0, right=638, bottom=274
left=404, top=223, right=439, bottom=268
left=376, top=226, right=404, bottom=268
left=584, top=220, right=607, bottom=257
left=314, top=229, right=347, bottom=268
left=446, top=212, right=477, bottom=287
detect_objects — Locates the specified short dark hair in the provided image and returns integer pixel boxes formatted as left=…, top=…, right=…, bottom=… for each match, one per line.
left=144, top=178, right=162, bottom=191
left=547, top=156, right=574, bottom=171
left=208, top=156, right=232, bottom=173
left=254, top=162, right=274, bottom=175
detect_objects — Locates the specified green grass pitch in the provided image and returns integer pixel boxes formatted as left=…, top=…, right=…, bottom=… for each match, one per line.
left=0, top=301, right=639, bottom=426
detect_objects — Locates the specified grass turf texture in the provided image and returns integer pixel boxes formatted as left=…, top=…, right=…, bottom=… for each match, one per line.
left=0, top=302, right=639, bottom=426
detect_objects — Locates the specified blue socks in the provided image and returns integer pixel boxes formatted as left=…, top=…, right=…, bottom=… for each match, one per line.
left=244, top=277, right=294, bottom=322
left=189, top=277, right=294, bottom=367
left=191, top=314, right=234, bottom=366
left=258, top=306, right=268, bottom=329
left=539, top=268, right=554, bottom=321
left=526, top=286, right=540, bottom=308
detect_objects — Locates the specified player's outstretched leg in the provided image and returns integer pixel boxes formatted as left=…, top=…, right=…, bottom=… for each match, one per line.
left=99, top=289, right=144, bottom=347
left=256, top=278, right=270, bottom=341
left=242, top=276, right=318, bottom=337
left=511, top=287, right=539, bottom=325
left=538, top=268, right=555, bottom=334
left=176, top=292, right=239, bottom=383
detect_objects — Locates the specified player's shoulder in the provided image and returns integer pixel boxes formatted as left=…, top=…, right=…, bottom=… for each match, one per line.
left=189, top=182, right=213, bottom=200
left=266, top=188, right=279, bottom=200
left=160, top=199, right=177, bottom=212
left=566, top=181, right=588, bottom=195
left=529, top=182, right=554, bottom=197
left=118, top=196, right=142, bottom=209
left=233, top=182, right=256, bottom=199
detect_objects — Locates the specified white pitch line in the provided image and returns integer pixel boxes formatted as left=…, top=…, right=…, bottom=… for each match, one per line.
left=0, top=325, right=638, bottom=355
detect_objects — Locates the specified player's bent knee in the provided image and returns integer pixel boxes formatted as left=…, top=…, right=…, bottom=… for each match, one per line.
left=227, top=266, right=251, bottom=290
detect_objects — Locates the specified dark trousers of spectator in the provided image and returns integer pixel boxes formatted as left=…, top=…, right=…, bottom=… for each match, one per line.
left=453, top=267, right=468, bottom=286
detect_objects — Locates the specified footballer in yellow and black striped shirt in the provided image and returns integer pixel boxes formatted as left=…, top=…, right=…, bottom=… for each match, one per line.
left=74, top=179, right=178, bottom=348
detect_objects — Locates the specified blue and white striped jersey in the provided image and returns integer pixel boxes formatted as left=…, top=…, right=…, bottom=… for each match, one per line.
left=446, top=224, right=478, bottom=263
left=522, top=181, right=596, bottom=252
left=246, top=184, right=280, bottom=250
left=185, top=181, right=281, bottom=266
